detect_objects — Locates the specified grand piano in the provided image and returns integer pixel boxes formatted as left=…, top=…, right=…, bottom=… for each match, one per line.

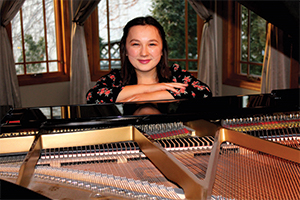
left=1, top=0, right=299, bottom=199
left=1, top=88, right=299, bottom=200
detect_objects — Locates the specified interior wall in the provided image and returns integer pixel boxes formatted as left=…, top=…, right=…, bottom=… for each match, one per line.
left=20, top=82, right=70, bottom=108
left=222, top=85, right=259, bottom=96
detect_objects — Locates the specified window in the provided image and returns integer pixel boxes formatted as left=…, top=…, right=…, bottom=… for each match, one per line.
left=11, top=0, right=70, bottom=86
left=222, top=1, right=267, bottom=91
left=239, top=5, right=266, bottom=78
left=152, top=0, right=202, bottom=74
left=86, top=0, right=203, bottom=81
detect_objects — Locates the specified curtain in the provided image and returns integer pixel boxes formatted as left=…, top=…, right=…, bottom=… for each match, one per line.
left=260, top=23, right=291, bottom=93
left=188, top=0, right=219, bottom=96
left=0, top=0, right=24, bottom=108
left=70, top=0, right=100, bottom=105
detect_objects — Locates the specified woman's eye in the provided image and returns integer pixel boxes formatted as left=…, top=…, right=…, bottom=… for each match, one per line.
left=149, top=43, right=157, bottom=46
left=131, top=43, right=139, bottom=46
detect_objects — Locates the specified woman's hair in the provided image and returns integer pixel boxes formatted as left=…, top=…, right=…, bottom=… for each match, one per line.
left=120, top=16, right=170, bottom=85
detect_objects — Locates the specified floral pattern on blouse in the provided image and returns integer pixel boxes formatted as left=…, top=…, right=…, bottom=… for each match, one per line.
left=86, top=63, right=211, bottom=104
left=168, top=64, right=211, bottom=99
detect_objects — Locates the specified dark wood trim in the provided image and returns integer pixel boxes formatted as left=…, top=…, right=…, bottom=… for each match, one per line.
left=185, top=0, right=189, bottom=71
left=18, top=73, right=69, bottom=86
left=20, top=8, right=26, bottom=74
left=42, top=0, right=50, bottom=73
left=290, top=39, right=300, bottom=88
left=84, top=7, right=100, bottom=82
left=54, top=0, right=64, bottom=75
left=60, top=0, right=71, bottom=76
left=106, top=0, right=112, bottom=71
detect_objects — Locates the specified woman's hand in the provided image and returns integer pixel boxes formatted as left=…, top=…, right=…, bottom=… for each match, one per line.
left=145, top=82, right=187, bottom=93
left=116, top=83, right=187, bottom=102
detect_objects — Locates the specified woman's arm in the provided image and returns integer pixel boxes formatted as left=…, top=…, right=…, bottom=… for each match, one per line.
left=115, top=82, right=187, bottom=102
left=117, top=90, right=174, bottom=102
left=86, top=70, right=123, bottom=104
left=169, top=64, right=212, bottom=99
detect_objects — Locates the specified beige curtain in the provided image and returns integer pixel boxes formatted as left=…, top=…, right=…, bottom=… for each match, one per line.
left=0, top=0, right=24, bottom=108
left=188, top=0, right=219, bottom=96
left=70, top=0, right=100, bottom=105
left=260, top=23, right=291, bottom=93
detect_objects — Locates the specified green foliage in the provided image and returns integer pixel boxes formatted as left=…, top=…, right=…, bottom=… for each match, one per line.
left=249, top=12, right=266, bottom=63
left=99, top=37, right=107, bottom=59
left=151, top=0, right=198, bottom=61
left=240, top=6, right=266, bottom=76
left=17, top=34, right=45, bottom=74
left=99, top=37, right=105, bottom=53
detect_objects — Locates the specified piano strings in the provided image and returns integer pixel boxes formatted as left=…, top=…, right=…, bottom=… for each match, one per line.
left=36, top=141, right=182, bottom=199
left=1, top=111, right=300, bottom=199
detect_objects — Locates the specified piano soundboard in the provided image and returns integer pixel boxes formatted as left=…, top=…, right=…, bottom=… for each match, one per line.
left=1, top=89, right=299, bottom=199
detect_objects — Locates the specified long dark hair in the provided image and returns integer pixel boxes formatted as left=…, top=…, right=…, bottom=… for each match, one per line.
left=120, top=16, right=170, bottom=85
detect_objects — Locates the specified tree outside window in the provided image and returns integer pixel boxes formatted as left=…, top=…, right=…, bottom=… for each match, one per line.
left=11, top=0, right=68, bottom=86
left=151, top=0, right=199, bottom=71
left=13, top=0, right=58, bottom=75
left=240, top=5, right=266, bottom=78
left=222, top=1, right=267, bottom=91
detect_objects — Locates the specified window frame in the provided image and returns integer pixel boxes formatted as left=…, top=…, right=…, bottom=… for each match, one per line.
left=222, top=0, right=263, bottom=91
left=86, top=0, right=203, bottom=82
left=8, top=0, right=71, bottom=86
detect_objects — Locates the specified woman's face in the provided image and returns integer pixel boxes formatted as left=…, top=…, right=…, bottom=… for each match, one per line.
left=126, top=25, right=163, bottom=74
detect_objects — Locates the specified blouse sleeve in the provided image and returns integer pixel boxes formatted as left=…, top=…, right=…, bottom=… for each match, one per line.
left=86, top=70, right=124, bottom=104
left=168, top=63, right=212, bottom=99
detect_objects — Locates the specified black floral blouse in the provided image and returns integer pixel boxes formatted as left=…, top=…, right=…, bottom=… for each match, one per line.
left=86, top=64, right=212, bottom=104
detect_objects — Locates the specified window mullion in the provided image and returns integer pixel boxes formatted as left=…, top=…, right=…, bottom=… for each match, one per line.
left=247, top=9, right=250, bottom=76
left=237, top=3, right=241, bottom=75
left=54, top=0, right=64, bottom=74
left=106, top=0, right=111, bottom=71
left=185, top=0, right=188, bottom=71
left=42, top=0, right=49, bottom=73
left=19, top=8, right=27, bottom=75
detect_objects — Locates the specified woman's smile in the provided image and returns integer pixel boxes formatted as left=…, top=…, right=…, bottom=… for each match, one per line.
left=138, top=59, right=151, bottom=64
left=126, top=25, right=163, bottom=73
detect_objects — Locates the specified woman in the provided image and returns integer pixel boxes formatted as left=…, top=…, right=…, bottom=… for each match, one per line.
left=86, top=16, right=211, bottom=104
